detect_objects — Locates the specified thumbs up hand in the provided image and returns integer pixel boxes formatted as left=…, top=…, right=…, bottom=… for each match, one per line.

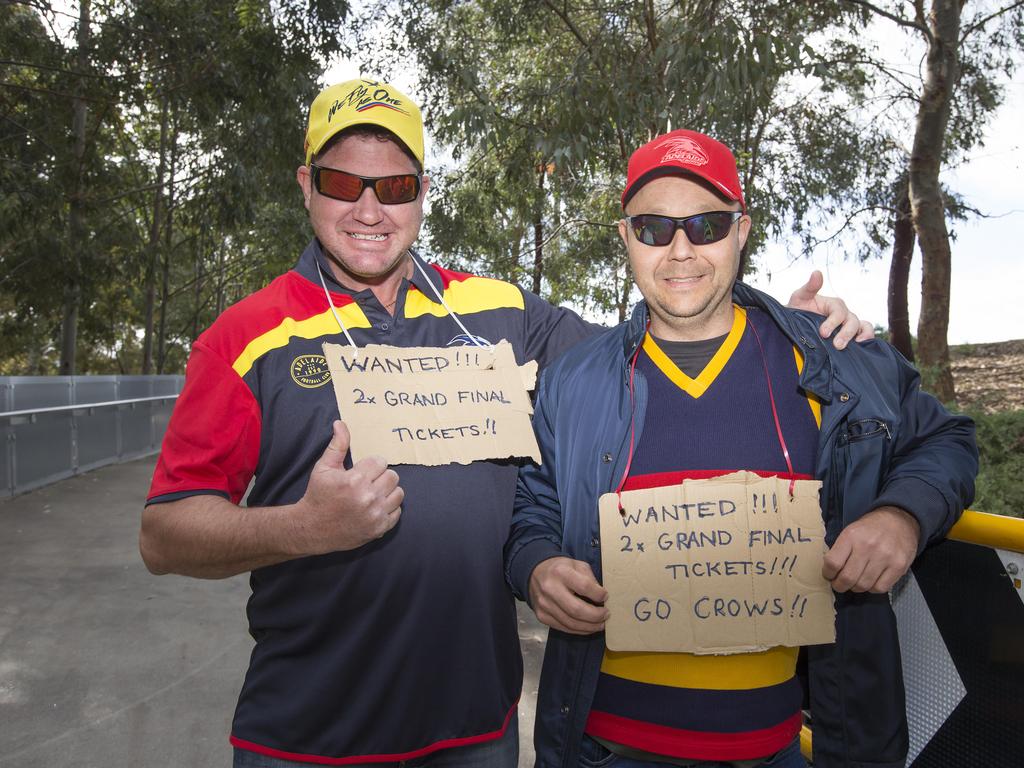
left=294, top=420, right=404, bottom=554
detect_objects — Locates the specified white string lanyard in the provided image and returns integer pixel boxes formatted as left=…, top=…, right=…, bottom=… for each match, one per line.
left=316, top=260, right=360, bottom=359
left=315, top=253, right=491, bottom=358
left=410, top=256, right=491, bottom=348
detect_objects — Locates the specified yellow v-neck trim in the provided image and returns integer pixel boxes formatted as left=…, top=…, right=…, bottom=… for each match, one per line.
left=793, top=347, right=823, bottom=428
left=642, top=305, right=746, bottom=398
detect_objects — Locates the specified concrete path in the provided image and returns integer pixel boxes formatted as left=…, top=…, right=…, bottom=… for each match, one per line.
left=0, top=458, right=547, bottom=767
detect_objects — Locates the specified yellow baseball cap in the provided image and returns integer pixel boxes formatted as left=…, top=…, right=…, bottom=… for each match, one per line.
left=303, top=79, right=424, bottom=166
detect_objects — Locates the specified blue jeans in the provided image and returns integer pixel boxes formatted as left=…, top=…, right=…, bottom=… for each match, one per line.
left=577, top=736, right=807, bottom=768
left=232, top=715, right=518, bottom=768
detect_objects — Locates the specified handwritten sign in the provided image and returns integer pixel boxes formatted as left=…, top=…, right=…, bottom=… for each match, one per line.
left=323, top=340, right=540, bottom=466
left=598, top=471, right=834, bottom=654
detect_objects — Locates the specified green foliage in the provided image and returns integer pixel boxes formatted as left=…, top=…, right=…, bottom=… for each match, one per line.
left=967, top=409, right=1024, bottom=519
left=810, top=2, right=1022, bottom=264
left=359, top=0, right=906, bottom=312
left=0, top=0, right=349, bottom=374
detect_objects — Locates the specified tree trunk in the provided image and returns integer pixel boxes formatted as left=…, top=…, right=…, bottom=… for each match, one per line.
left=909, top=0, right=959, bottom=403
left=532, top=163, right=545, bottom=295
left=193, top=230, right=206, bottom=344
left=59, top=0, right=90, bottom=376
left=617, top=262, right=633, bottom=323
left=887, top=176, right=915, bottom=362
left=157, top=110, right=177, bottom=374
left=142, top=95, right=169, bottom=375
left=216, top=246, right=226, bottom=317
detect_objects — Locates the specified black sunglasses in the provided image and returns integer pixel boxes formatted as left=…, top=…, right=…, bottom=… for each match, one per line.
left=311, top=164, right=421, bottom=205
left=627, top=211, right=742, bottom=247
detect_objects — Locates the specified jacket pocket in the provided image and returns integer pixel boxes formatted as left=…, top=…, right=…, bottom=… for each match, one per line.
left=846, top=417, right=892, bottom=442
left=833, top=418, right=893, bottom=526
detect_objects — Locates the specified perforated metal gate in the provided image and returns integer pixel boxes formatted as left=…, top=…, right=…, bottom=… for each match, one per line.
left=893, top=529, right=1024, bottom=767
left=803, top=513, right=1024, bottom=766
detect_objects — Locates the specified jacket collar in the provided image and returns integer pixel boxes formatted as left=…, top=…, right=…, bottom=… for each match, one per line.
left=622, top=281, right=835, bottom=402
left=293, top=238, right=446, bottom=304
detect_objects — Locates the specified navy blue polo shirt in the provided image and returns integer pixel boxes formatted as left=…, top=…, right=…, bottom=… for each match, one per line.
left=148, top=239, right=595, bottom=764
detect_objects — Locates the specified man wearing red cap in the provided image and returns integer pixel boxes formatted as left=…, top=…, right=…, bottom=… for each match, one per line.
left=506, top=129, right=977, bottom=768
left=141, top=78, right=875, bottom=768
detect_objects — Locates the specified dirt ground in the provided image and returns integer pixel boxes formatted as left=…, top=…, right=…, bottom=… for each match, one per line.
left=950, top=339, right=1024, bottom=413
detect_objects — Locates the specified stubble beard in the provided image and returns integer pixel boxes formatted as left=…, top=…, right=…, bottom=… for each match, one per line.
left=321, top=243, right=414, bottom=288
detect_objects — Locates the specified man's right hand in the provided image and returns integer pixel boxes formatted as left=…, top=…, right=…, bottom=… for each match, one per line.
left=294, top=420, right=404, bottom=554
left=528, top=556, right=609, bottom=635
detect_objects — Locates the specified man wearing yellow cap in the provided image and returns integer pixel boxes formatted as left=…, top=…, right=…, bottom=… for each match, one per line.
left=140, top=80, right=873, bottom=767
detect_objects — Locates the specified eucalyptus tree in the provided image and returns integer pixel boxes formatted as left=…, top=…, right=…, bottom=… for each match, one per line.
left=0, top=2, right=131, bottom=374
left=361, top=1, right=879, bottom=321
left=1, top=0, right=349, bottom=374
left=99, top=0, right=349, bottom=373
left=823, top=0, right=1024, bottom=402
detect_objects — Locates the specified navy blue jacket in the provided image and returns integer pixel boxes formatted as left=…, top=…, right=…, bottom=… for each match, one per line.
left=505, top=283, right=978, bottom=768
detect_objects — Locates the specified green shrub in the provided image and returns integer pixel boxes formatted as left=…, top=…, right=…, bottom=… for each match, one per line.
left=964, top=409, right=1024, bottom=518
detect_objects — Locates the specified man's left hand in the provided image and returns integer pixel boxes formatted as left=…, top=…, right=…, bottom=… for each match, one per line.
left=823, top=506, right=921, bottom=593
left=788, top=270, right=875, bottom=350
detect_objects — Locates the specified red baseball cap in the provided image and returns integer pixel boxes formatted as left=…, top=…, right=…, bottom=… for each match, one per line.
left=621, top=129, right=745, bottom=212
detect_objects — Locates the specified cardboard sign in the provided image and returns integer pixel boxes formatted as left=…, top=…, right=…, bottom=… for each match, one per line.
left=323, top=340, right=540, bottom=466
left=598, top=471, right=835, bottom=654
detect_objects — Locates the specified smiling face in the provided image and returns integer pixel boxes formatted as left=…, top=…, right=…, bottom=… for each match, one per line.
left=296, top=134, right=429, bottom=292
left=620, top=175, right=750, bottom=341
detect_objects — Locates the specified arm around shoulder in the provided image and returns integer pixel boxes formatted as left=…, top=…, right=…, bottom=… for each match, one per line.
left=521, top=288, right=601, bottom=369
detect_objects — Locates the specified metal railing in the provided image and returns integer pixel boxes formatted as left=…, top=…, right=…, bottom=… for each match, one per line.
left=0, top=375, right=183, bottom=499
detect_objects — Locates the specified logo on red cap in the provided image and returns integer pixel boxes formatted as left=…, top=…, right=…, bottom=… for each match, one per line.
left=658, top=136, right=709, bottom=167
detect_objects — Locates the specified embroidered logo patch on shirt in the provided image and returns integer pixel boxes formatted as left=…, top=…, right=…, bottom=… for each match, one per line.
left=291, top=354, right=332, bottom=388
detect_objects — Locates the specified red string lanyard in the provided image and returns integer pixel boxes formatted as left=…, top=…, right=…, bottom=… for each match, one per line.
left=746, top=318, right=798, bottom=498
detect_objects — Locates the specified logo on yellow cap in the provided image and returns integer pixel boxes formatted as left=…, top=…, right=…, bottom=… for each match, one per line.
left=305, top=79, right=424, bottom=166
left=327, top=84, right=410, bottom=123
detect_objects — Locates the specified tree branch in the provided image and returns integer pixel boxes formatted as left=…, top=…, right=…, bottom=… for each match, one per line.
left=840, top=0, right=927, bottom=32
left=0, top=59, right=113, bottom=79
left=539, top=0, right=590, bottom=49
left=0, top=80, right=113, bottom=103
left=510, top=217, right=617, bottom=263
left=807, top=204, right=899, bottom=250
left=960, top=0, right=1024, bottom=41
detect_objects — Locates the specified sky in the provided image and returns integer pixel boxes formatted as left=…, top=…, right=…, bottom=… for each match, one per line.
left=325, top=31, right=1024, bottom=346
left=749, top=79, right=1024, bottom=345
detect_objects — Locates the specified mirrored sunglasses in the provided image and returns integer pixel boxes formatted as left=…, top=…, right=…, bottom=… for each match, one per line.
left=311, top=165, right=421, bottom=205
left=627, top=211, right=742, bottom=247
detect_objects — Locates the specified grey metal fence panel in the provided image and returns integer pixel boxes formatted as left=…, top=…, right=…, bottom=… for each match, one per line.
left=151, top=397, right=175, bottom=446
left=73, top=376, right=119, bottom=405
left=150, top=376, right=184, bottom=396
left=11, top=412, right=75, bottom=494
left=77, top=406, right=121, bottom=472
left=0, top=375, right=182, bottom=499
left=9, top=376, right=73, bottom=410
left=0, top=382, right=10, bottom=495
left=120, top=400, right=157, bottom=459
left=119, top=376, right=156, bottom=399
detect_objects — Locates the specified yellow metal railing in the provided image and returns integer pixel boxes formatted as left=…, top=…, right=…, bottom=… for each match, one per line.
left=800, top=725, right=813, bottom=760
left=948, top=509, right=1024, bottom=554
left=800, top=508, right=1024, bottom=760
